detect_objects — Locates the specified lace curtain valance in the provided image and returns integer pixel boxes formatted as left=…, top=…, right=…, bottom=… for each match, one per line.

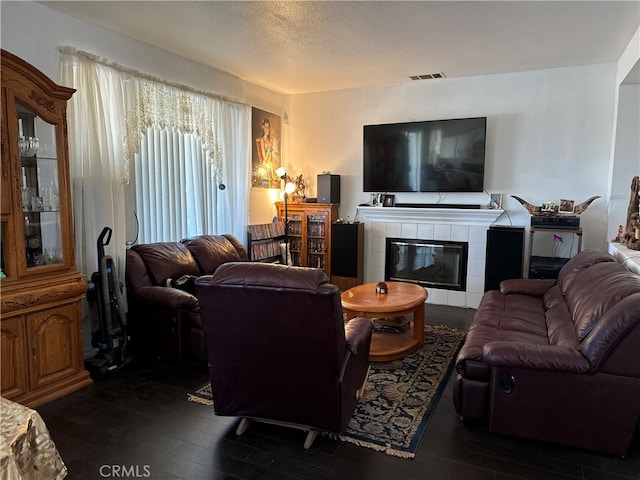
left=59, top=46, right=245, bottom=185
left=123, top=82, right=222, bottom=185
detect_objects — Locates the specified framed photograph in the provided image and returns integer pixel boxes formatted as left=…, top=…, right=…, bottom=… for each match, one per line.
left=489, top=193, right=503, bottom=209
left=370, top=193, right=382, bottom=206
left=559, top=199, right=575, bottom=214
left=251, top=107, right=282, bottom=189
left=382, top=194, right=395, bottom=207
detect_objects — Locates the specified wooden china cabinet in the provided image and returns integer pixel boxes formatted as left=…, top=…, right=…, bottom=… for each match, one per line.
left=1, top=50, right=92, bottom=407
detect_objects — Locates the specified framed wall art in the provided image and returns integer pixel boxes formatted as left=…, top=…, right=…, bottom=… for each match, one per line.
left=251, top=107, right=282, bottom=188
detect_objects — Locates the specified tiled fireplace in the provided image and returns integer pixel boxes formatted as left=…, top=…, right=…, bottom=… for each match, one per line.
left=355, top=206, right=503, bottom=308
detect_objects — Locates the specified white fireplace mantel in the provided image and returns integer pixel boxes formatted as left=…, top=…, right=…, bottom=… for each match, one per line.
left=356, top=206, right=503, bottom=225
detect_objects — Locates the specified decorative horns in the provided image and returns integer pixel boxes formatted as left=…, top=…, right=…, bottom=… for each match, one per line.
left=511, top=195, right=600, bottom=216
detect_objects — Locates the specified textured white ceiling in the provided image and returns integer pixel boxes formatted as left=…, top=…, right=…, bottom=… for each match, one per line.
left=43, top=1, right=640, bottom=94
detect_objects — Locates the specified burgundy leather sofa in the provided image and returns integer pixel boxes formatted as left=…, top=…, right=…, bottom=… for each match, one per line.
left=195, top=262, right=374, bottom=448
left=125, top=234, right=248, bottom=362
left=454, top=249, right=640, bottom=455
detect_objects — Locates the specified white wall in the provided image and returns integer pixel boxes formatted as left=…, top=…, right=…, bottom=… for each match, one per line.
left=285, top=64, right=619, bottom=251
left=607, top=26, right=640, bottom=244
left=616, top=27, right=640, bottom=86
left=608, top=84, right=640, bottom=238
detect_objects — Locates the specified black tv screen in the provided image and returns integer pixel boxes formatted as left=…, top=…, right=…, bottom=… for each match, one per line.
left=363, top=117, right=487, bottom=192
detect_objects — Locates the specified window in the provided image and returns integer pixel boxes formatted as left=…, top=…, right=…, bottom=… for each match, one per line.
left=60, top=47, right=250, bottom=277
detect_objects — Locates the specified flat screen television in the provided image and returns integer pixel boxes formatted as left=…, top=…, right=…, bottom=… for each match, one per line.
left=363, top=117, right=487, bottom=192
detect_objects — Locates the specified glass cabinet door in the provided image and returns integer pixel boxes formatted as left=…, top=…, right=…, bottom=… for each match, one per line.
left=306, top=214, right=327, bottom=269
left=17, top=103, right=63, bottom=268
left=287, top=213, right=303, bottom=266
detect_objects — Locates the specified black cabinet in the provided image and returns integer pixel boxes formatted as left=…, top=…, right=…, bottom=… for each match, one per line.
left=330, top=222, right=363, bottom=291
left=485, top=226, right=525, bottom=291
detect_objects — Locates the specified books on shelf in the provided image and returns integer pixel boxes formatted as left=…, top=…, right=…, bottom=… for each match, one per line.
left=248, top=221, right=285, bottom=241
left=248, top=221, right=286, bottom=261
left=250, top=241, right=282, bottom=261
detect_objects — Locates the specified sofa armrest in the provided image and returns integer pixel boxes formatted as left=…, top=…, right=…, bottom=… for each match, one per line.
left=131, top=285, right=198, bottom=309
left=499, top=278, right=556, bottom=297
left=345, top=317, right=374, bottom=356
left=483, top=341, right=590, bottom=373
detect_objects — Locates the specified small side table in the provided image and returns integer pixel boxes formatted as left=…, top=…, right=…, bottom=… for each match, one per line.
left=341, top=281, right=428, bottom=361
left=528, top=227, right=583, bottom=278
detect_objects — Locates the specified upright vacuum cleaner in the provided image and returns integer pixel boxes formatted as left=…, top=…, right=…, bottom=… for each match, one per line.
left=84, top=227, right=131, bottom=379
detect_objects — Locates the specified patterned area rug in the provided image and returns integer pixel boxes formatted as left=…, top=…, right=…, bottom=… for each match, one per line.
left=187, top=324, right=465, bottom=458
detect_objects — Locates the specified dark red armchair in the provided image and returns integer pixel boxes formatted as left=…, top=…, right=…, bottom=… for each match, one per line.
left=195, top=262, right=374, bottom=448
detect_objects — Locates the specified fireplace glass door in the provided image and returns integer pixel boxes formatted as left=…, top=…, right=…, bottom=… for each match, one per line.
left=386, top=238, right=468, bottom=291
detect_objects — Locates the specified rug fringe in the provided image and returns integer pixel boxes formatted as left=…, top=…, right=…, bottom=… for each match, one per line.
left=338, top=435, right=416, bottom=459
left=187, top=394, right=213, bottom=406
left=432, top=323, right=465, bottom=334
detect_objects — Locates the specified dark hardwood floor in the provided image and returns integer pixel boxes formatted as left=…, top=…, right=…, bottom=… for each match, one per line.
left=38, top=305, right=640, bottom=480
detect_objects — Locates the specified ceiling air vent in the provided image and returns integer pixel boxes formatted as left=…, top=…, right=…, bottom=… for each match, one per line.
left=410, top=72, right=446, bottom=80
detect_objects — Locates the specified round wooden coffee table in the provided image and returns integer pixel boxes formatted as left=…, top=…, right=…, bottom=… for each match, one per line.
left=341, top=281, right=428, bottom=361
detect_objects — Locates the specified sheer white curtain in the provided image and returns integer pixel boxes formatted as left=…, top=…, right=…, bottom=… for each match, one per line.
left=59, top=50, right=130, bottom=279
left=59, top=48, right=250, bottom=278
left=213, top=100, right=251, bottom=238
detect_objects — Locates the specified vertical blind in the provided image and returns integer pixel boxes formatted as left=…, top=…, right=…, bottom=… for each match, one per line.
left=135, top=128, right=217, bottom=243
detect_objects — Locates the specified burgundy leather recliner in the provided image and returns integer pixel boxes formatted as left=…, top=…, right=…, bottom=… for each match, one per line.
left=195, top=262, right=374, bottom=448
left=453, top=249, right=640, bottom=455
left=125, top=234, right=248, bottom=362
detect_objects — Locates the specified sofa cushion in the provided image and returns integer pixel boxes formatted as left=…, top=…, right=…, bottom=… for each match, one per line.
left=556, top=249, right=615, bottom=295
left=565, top=261, right=640, bottom=341
left=500, top=278, right=556, bottom=297
left=182, top=235, right=244, bottom=274
left=543, top=284, right=565, bottom=310
left=544, top=297, right=578, bottom=348
left=579, top=293, right=640, bottom=372
left=132, top=242, right=201, bottom=285
left=455, top=290, right=548, bottom=371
